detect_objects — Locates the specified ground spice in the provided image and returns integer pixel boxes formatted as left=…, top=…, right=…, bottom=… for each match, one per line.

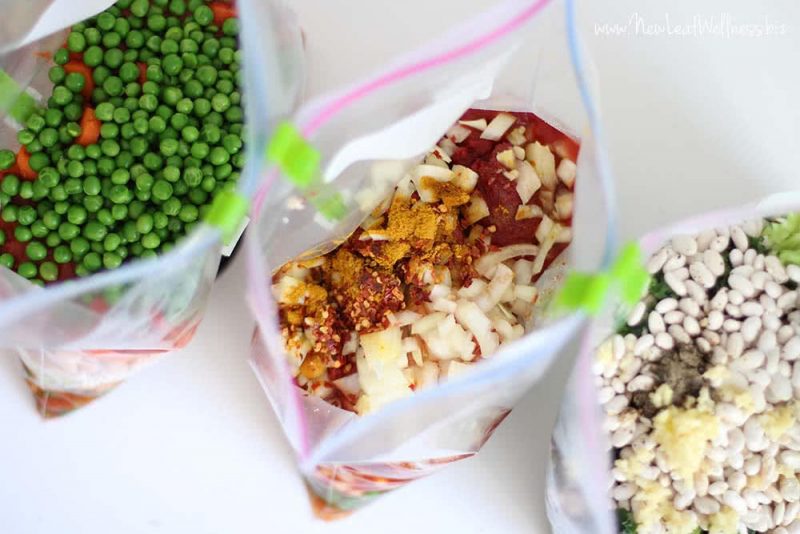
left=631, top=344, right=709, bottom=418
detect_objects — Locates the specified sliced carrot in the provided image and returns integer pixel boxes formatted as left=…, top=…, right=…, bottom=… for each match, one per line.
left=63, top=61, right=95, bottom=98
left=16, top=147, right=36, bottom=180
left=137, top=62, right=148, bottom=84
left=76, top=107, right=101, bottom=146
left=209, top=2, right=237, bottom=26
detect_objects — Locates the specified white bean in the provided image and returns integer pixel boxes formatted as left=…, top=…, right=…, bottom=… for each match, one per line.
left=655, top=332, right=674, bottom=350
left=782, top=477, right=800, bottom=502
left=759, top=330, right=778, bottom=353
left=767, top=348, right=782, bottom=374
left=729, top=273, right=756, bottom=298
left=684, top=316, right=701, bottom=336
left=742, top=301, right=765, bottom=317
left=723, top=318, right=742, bottom=333
left=744, top=248, right=757, bottom=265
left=769, top=374, right=793, bottom=402
left=702, top=248, right=726, bottom=277
left=740, top=349, right=766, bottom=370
left=612, top=482, right=637, bottom=501
left=780, top=291, right=799, bottom=311
left=627, top=375, right=655, bottom=392
left=634, top=334, right=655, bottom=356
left=786, top=502, right=800, bottom=526
left=728, top=332, right=745, bottom=359
left=690, top=261, right=716, bottom=288
left=725, top=303, right=743, bottom=318
left=766, top=280, right=785, bottom=299
left=732, top=265, right=755, bottom=278
left=710, top=234, right=730, bottom=252
left=708, top=310, right=725, bottom=330
left=710, top=288, right=729, bottom=310
left=766, top=255, right=789, bottom=283
left=627, top=301, right=647, bottom=326
left=723, top=490, right=748, bottom=514
left=788, top=264, right=800, bottom=283
left=612, top=427, right=635, bottom=448
left=792, top=362, right=800, bottom=390
left=742, top=316, right=763, bottom=343
left=694, top=495, right=720, bottom=515
left=779, top=326, right=796, bottom=344
left=754, top=254, right=766, bottom=271
left=655, top=297, right=678, bottom=314
left=685, top=280, right=707, bottom=304
left=664, top=253, right=687, bottom=272
left=673, top=266, right=690, bottom=281
left=672, top=234, right=698, bottom=256
left=764, top=312, right=782, bottom=332
left=664, top=271, right=687, bottom=296
left=730, top=248, right=744, bottom=266
left=729, top=289, right=745, bottom=305
left=668, top=325, right=691, bottom=345
left=743, top=488, right=764, bottom=509
left=780, top=451, right=800, bottom=470
left=648, top=311, right=666, bottom=334
left=731, top=225, right=749, bottom=250
left=777, top=502, right=788, bottom=527
left=752, top=270, right=769, bottom=291
left=664, top=310, right=685, bottom=325
left=647, top=248, right=669, bottom=274
left=697, top=337, right=712, bottom=353
left=605, top=395, right=628, bottom=415
left=679, top=298, right=701, bottom=317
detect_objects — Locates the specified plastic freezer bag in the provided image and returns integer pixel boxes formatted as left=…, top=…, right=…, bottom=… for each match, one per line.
left=247, top=0, right=615, bottom=517
left=0, top=0, right=303, bottom=417
left=546, top=191, right=800, bottom=534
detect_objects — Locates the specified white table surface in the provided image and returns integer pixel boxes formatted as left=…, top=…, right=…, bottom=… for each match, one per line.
left=2, top=1, right=799, bottom=533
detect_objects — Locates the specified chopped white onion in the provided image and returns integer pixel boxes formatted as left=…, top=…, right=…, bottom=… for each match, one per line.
left=274, top=276, right=302, bottom=304
left=515, top=160, right=541, bottom=204
left=515, top=204, right=543, bottom=221
left=457, top=279, right=487, bottom=299
left=480, top=112, right=517, bottom=141
left=514, top=285, right=538, bottom=302
left=425, top=153, right=450, bottom=168
left=395, top=174, right=415, bottom=198
left=410, top=164, right=455, bottom=203
left=556, top=158, right=577, bottom=188
left=475, top=264, right=514, bottom=312
left=342, top=333, right=359, bottom=355
left=464, top=194, right=490, bottom=225
left=526, top=142, right=557, bottom=189
left=555, top=191, right=574, bottom=220
left=411, top=312, right=446, bottom=335
left=393, top=310, right=422, bottom=327
left=532, top=220, right=561, bottom=276
left=439, top=139, right=457, bottom=157
left=415, top=361, right=440, bottom=389
left=446, top=124, right=472, bottom=143
left=459, top=118, right=488, bottom=131
left=513, top=259, right=534, bottom=284
left=432, top=298, right=458, bottom=314
left=556, top=225, right=573, bottom=244
left=503, top=170, right=519, bottom=181
left=440, top=360, right=474, bottom=381
left=474, top=244, right=539, bottom=277
left=535, top=215, right=555, bottom=244
left=455, top=300, right=498, bottom=356
left=496, top=149, right=517, bottom=170
left=429, top=283, right=451, bottom=301
left=513, top=146, right=526, bottom=160
left=492, top=317, right=515, bottom=342
left=452, top=165, right=478, bottom=193
left=333, top=374, right=361, bottom=396
left=507, top=126, right=527, bottom=146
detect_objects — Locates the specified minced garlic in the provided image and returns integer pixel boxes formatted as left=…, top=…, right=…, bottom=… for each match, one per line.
left=708, top=506, right=738, bottom=534
left=653, top=405, right=719, bottom=483
left=650, top=383, right=674, bottom=408
left=759, top=402, right=797, bottom=440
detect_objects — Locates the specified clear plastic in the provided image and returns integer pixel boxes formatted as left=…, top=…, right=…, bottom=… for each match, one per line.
left=546, top=190, right=800, bottom=534
left=0, top=0, right=304, bottom=416
left=247, top=0, right=616, bottom=516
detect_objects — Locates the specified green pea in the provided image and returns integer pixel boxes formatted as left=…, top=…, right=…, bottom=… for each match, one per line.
left=26, top=113, right=45, bottom=133
left=169, top=112, right=188, bottom=130
left=183, top=79, right=203, bottom=98
left=67, top=160, right=84, bottom=178
left=178, top=203, right=199, bottom=223
left=102, top=32, right=122, bottom=49
left=83, top=45, right=104, bottom=67
left=142, top=232, right=161, bottom=249
left=222, top=17, right=239, bottom=36
left=31, top=220, right=48, bottom=238
left=1, top=204, right=17, bottom=222
left=38, top=127, right=59, bottom=148
left=218, top=47, right=235, bottom=65
left=15, top=226, right=33, bottom=242
left=83, top=221, right=107, bottom=242
left=17, top=129, right=35, bottom=145
left=67, top=144, right=85, bottom=160
left=114, top=16, right=130, bottom=36
left=66, top=31, right=86, bottom=52
left=193, top=5, right=214, bottom=26
left=26, top=241, right=47, bottom=262
left=1, top=174, right=19, bottom=195
left=37, top=262, right=58, bottom=282
left=143, top=152, right=163, bottom=170
left=167, top=217, right=182, bottom=233
left=182, top=166, right=203, bottom=187
left=0, top=149, right=14, bottom=170
left=196, top=65, right=218, bottom=86
left=82, top=176, right=101, bottom=196
left=46, top=232, right=61, bottom=248
left=83, top=195, right=103, bottom=213
left=42, top=210, right=61, bottom=230
left=169, top=0, right=186, bottom=16
left=101, top=139, right=121, bottom=157
left=58, top=222, right=80, bottom=240
left=27, top=152, right=49, bottom=172
left=54, top=246, right=72, bottom=264
left=83, top=251, right=102, bottom=272
left=112, top=107, right=131, bottom=124
left=53, top=48, right=70, bottom=65
left=213, top=163, right=232, bottom=181
left=65, top=121, right=82, bottom=138
left=130, top=0, right=149, bottom=16
left=18, top=262, right=38, bottom=279
left=17, top=205, right=36, bottom=225
left=70, top=237, right=90, bottom=257
left=160, top=138, right=179, bottom=157
left=181, top=53, right=198, bottom=69
left=109, top=184, right=131, bottom=204
left=97, top=12, right=116, bottom=31
left=173, top=180, right=188, bottom=196
left=139, top=93, right=158, bottom=111
left=152, top=179, right=173, bottom=201
left=19, top=181, right=34, bottom=199
left=162, top=197, right=181, bottom=216
left=190, top=142, right=209, bottom=160
left=0, top=252, right=13, bottom=269
left=53, top=202, right=69, bottom=215
left=148, top=115, right=167, bottom=133
left=103, top=75, right=124, bottom=96
left=85, top=27, right=101, bottom=46
left=67, top=205, right=87, bottom=225
left=94, top=102, right=114, bottom=122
